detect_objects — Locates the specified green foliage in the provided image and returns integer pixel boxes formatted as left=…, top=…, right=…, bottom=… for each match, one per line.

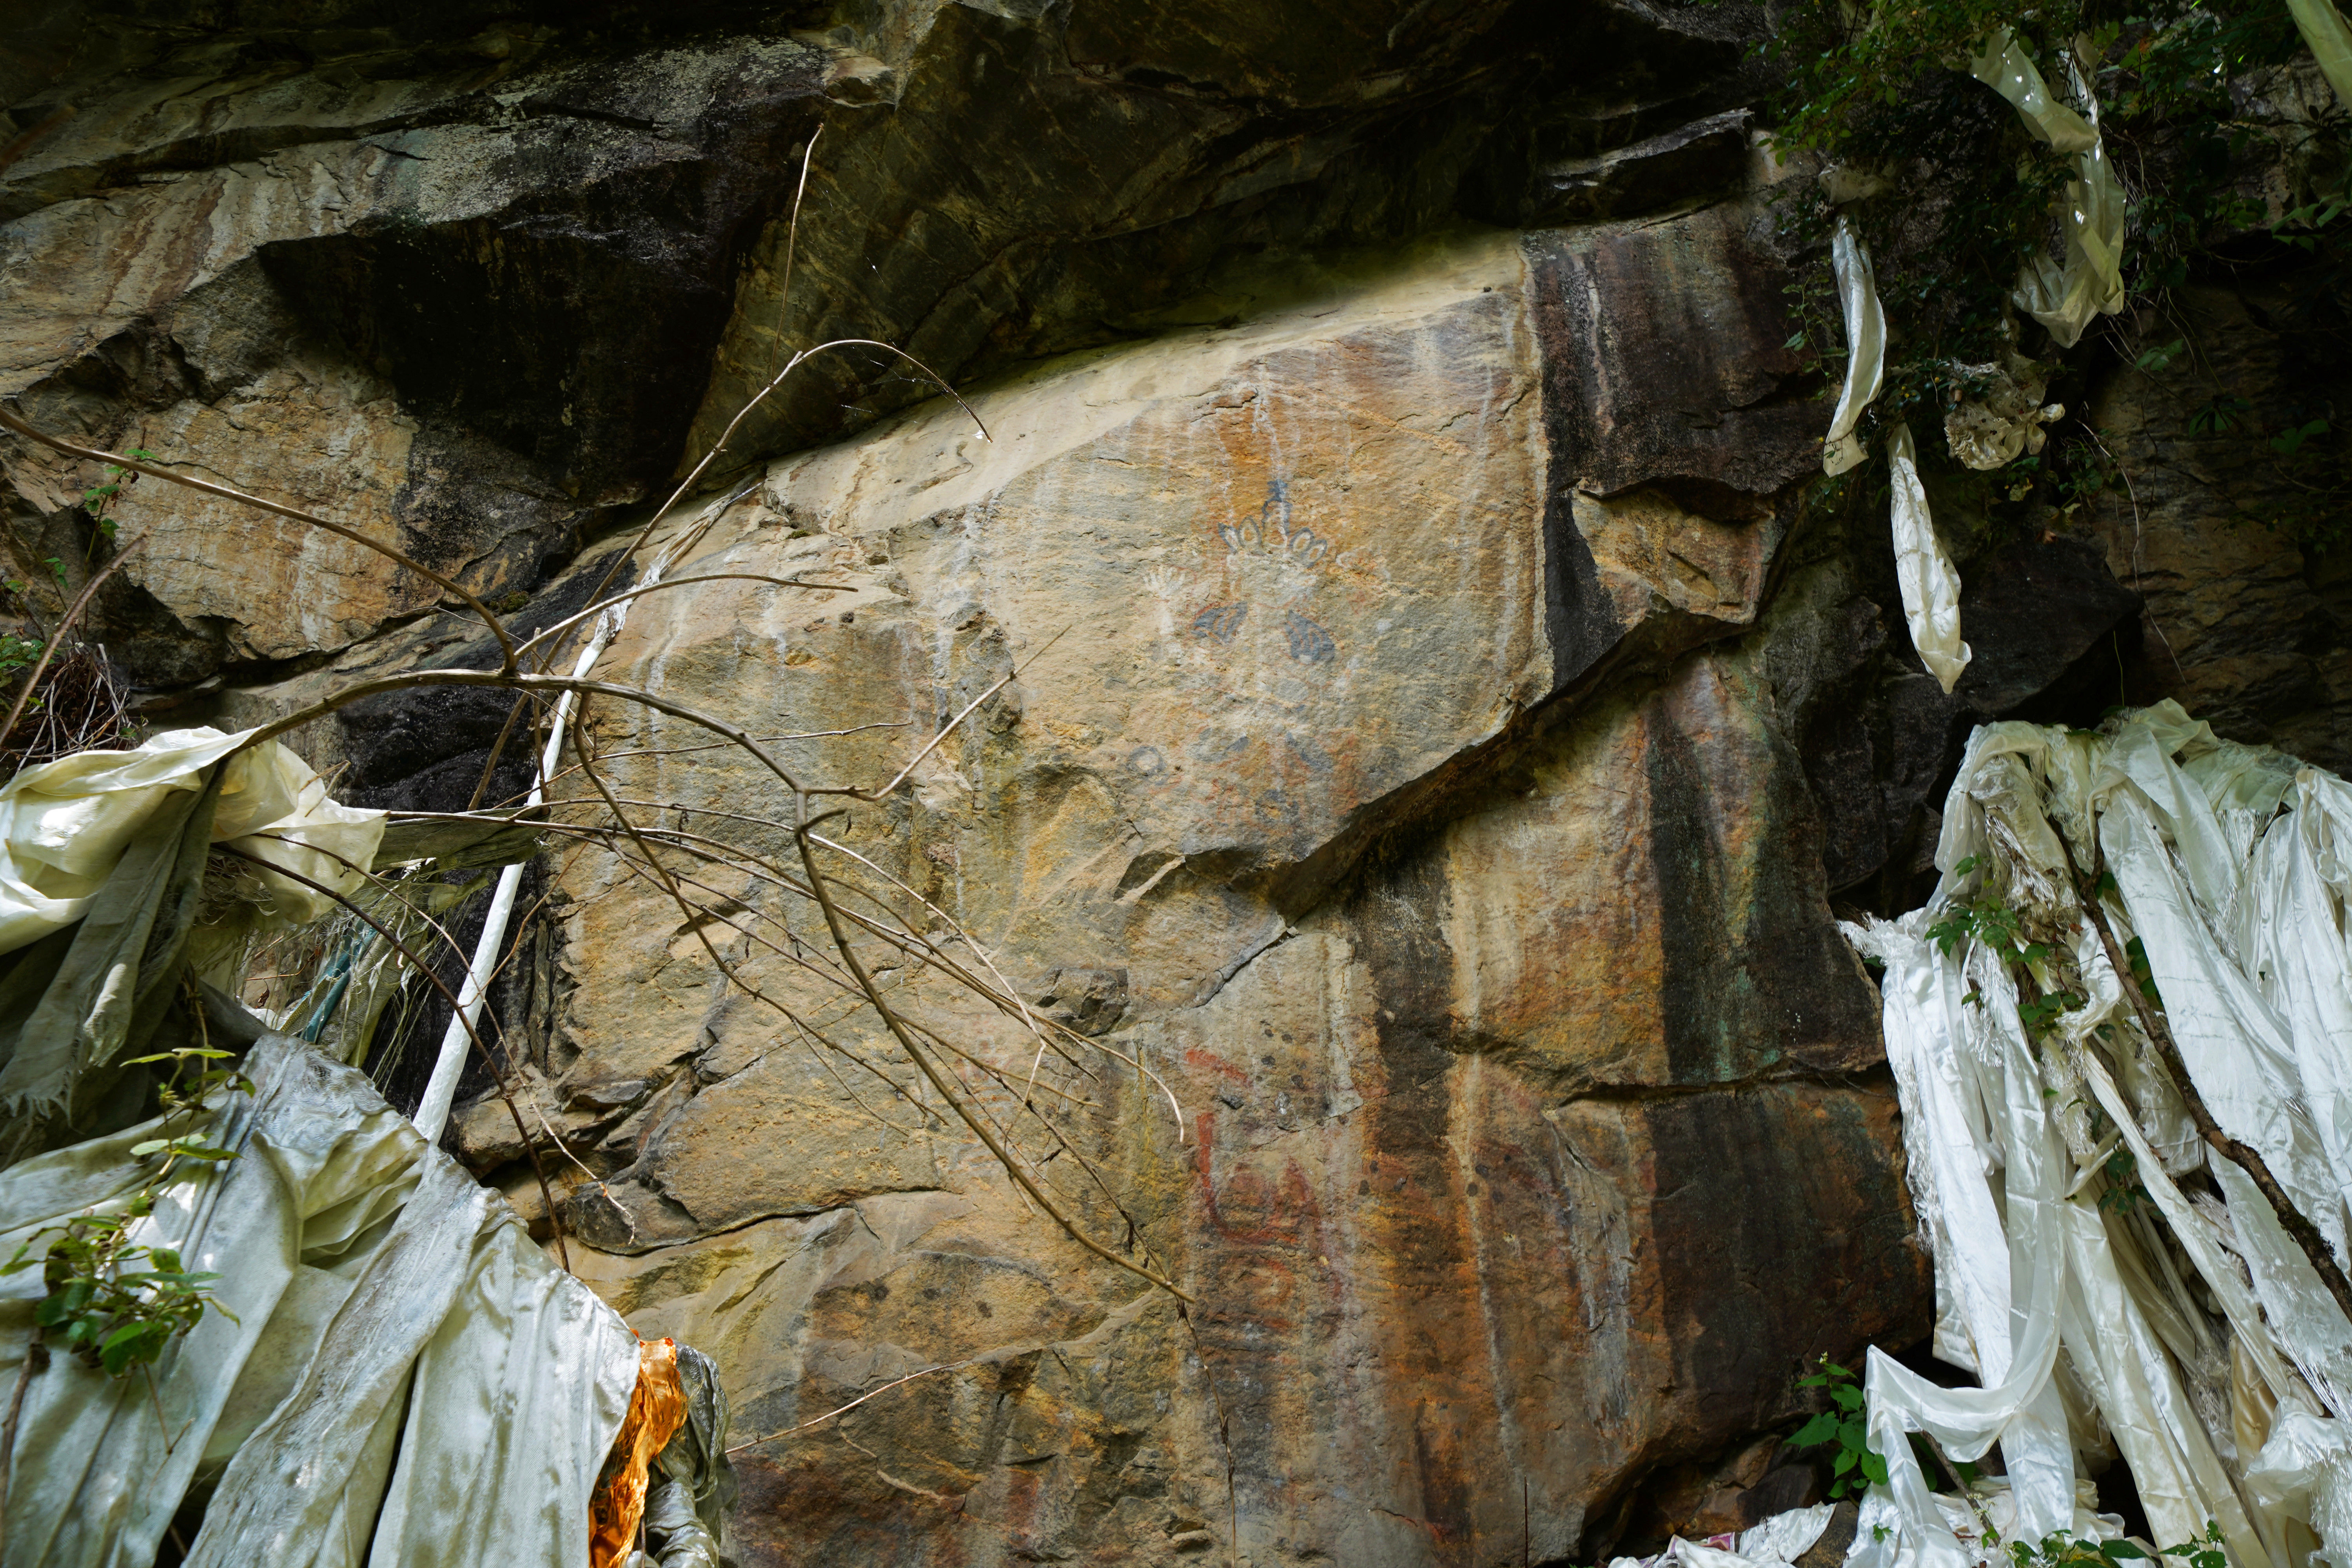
left=79, top=449, right=152, bottom=546
left=2007, top=1521, right=2225, bottom=1568
left=0, top=1042, right=252, bottom=1378
left=1927, top=897, right=2047, bottom=967
left=2017, top=988, right=2089, bottom=1037
left=1791, top=1357, right=1890, bottom=1498
left=2123, top=934, right=2163, bottom=1007
left=5, top=1213, right=223, bottom=1376
left=1927, top=891, right=2092, bottom=1036
left=1762, top=0, right=2350, bottom=547
left=2098, top=1145, right=2153, bottom=1213
left=0, top=633, right=45, bottom=680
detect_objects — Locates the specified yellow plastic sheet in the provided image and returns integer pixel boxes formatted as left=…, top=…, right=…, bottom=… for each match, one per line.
left=0, top=727, right=383, bottom=958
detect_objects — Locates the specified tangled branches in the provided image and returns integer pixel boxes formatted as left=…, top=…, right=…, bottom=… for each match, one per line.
left=0, top=138, right=1189, bottom=1304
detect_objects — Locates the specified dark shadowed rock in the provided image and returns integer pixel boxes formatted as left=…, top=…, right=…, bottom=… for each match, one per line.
left=1522, top=109, right=1755, bottom=226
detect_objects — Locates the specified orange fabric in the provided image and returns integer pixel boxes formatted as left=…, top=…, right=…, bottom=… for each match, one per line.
left=588, top=1338, right=690, bottom=1568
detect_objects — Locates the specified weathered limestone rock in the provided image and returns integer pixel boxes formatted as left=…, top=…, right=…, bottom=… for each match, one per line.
left=2, top=0, right=1764, bottom=685
left=346, top=212, right=1922, bottom=1565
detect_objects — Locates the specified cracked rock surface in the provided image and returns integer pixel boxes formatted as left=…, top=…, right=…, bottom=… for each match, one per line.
left=5, top=2, right=2341, bottom=1564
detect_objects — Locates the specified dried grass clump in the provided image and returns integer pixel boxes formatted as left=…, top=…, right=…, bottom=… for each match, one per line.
left=0, top=642, right=134, bottom=777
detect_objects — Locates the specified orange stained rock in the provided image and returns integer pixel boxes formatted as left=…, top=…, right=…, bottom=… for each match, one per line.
left=588, top=1337, right=690, bottom=1568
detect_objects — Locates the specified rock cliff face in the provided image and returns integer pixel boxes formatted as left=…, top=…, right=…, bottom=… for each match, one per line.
left=4, top=4, right=2342, bottom=1566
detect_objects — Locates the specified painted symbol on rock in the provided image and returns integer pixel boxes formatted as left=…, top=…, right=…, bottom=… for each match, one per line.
left=1193, top=604, right=1248, bottom=643
left=1194, top=480, right=1336, bottom=666
left=1282, top=610, right=1335, bottom=665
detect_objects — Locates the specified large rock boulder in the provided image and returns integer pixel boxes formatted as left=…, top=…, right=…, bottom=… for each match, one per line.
left=405, top=209, right=1925, bottom=1565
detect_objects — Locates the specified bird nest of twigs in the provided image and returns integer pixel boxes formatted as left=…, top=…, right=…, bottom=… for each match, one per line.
left=0, top=642, right=136, bottom=779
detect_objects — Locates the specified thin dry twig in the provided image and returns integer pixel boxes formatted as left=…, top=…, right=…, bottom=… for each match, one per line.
left=0, top=528, right=149, bottom=751
left=726, top=1352, right=990, bottom=1454
left=214, top=844, right=573, bottom=1272
left=788, top=798, right=1189, bottom=1299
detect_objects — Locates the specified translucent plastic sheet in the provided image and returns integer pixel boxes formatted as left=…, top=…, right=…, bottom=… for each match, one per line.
left=1606, top=1503, right=1837, bottom=1568
left=2285, top=0, right=2352, bottom=107
left=1824, top=216, right=1886, bottom=477
left=0, top=1029, right=638, bottom=1568
left=1886, top=424, right=1973, bottom=694
left=1970, top=31, right=2125, bottom=347
left=0, top=726, right=382, bottom=957
left=1841, top=703, right=2352, bottom=1568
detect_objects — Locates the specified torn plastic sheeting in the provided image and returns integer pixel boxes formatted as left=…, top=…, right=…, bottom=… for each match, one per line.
left=1885, top=424, right=1972, bottom=694
left=1944, top=350, right=2063, bottom=471
left=2285, top=0, right=2352, bottom=107
left=1844, top=916, right=2263, bottom=1568
left=2090, top=730, right=2348, bottom=1260
left=1969, top=30, right=2098, bottom=151
left=591, top=1339, right=691, bottom=1568
left=625, top=1479, right=721, bottom=1568
left=2246, top=1411, right=2352, bottom=1559
left=632, top=1345, right=734, bottom=1568
left=2238, top=766, right=2352, bottom=1256
left=1970, top=32, right=2125, bottom=347
left=1606, top=1502, right=1837, bottom=1568
left=0, top=726, right=383, bottom=958
left=1841, top=703, right=2352, bottom=1568
left=0, top=1027, right=639, bottom=1568
left=1822, top=215, right=1886, bottom=477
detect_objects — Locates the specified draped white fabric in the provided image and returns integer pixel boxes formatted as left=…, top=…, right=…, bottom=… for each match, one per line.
left=0, top=1031, right=637, bottom=1568
left=1842, top=704, right=2352, bottom=1568
left=1885, top=425, right=1972, bottom=695
left=1822, top=216, right=1886, bottom=478
left=0, top=726, right=384, bottom=957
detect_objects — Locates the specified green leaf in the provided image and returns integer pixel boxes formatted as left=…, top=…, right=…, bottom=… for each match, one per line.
left=1792, top=1412, right=1840, bottom=1447
left=1860, top=1450, right=1889, bottom=1486
left=100, top=1322, right=169, bottom=1376
left=1833, top=1447, right=1858, bottom=1475
left=2100, top=1543, right=2147, bottom=1561
left=1831, top=1385, right=1864, bottom=1410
